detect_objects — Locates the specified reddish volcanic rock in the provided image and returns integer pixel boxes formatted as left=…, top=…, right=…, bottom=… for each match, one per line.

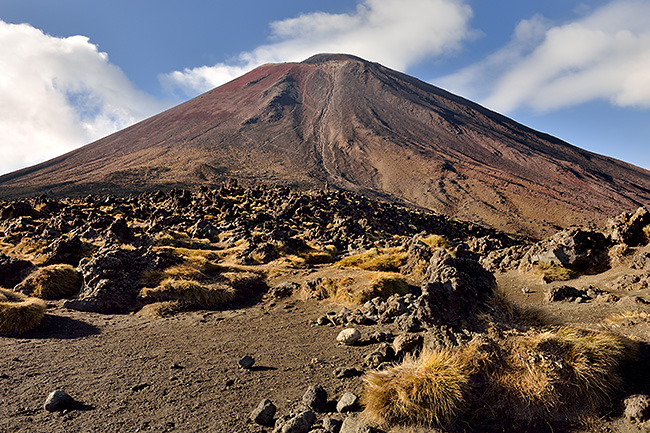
left=2, top=53, right=650, bottom=237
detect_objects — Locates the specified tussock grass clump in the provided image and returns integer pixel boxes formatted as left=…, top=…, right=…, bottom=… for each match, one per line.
left=0, top=288, right=47, bottom=334
left=16, top=264, right=82, bottom=299
left=140, top=278, right=236, bottom=308
left=137, top=300, right=185, bottom=318
left=337, top=247, right=408, bottom=272
left=419, top=234, right=450, bottom=250
left=301, top=250, right=336, bottom=265
left=604, top=310, right=650, bottom=326
left=361, top=326, right=629, bottom=429
left=363, top=349, right=471, bottom=427
left=309, top=273, right=409, bottom=304
left=534, top=261, right=577, bottom=282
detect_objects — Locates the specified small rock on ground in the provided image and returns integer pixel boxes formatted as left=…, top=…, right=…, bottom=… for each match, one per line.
left=43, top=390, right=75, bottom=412
left=625, top=394, right=650, bottom=423
left=250, top=398, right=277, bottom=426
left=336, top=392, right=358, bottom=413
left=239, top=355, right=255, bottom=369
left=337, top=328, right=361, bottom=346
left=302, top=384, right=328, bottom=413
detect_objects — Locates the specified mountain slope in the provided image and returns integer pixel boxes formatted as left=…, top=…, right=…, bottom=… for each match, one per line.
left=2, top=53, right=650, bottom=237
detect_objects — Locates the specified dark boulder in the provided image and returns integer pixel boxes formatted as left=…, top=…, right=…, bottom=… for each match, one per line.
left=0, top=253, right=35, bottom=287
left=64, top=246, right=154, bottom=313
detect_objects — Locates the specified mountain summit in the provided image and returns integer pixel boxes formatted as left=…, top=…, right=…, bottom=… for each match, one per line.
left=2, top=53, right=650, bottom=237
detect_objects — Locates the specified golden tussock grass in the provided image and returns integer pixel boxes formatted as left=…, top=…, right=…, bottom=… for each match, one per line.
left=419, top=234, right=450, bottom=250
left=604, top=310, right=650, bottom=326
left=309, top=273, right=409, bottom=304
left=17, top=264, right=82, bottom=300
left=337, top=247, right=408, bottom=272
left=140, top=278, right=236, bottom=308
left=361, top=326, right=629, bottom=429
left=0, top=287, right=47, bottom=334
left=137, top=300, right=186, bottom=318
left=363, top=349, right=471, bottom=428
left=534, top=261, right=577, bottom=282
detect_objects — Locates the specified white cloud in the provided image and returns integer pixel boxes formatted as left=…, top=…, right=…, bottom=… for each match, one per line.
left=160, top=0, right=475, bottom=97
left=0, top=20, right=167, bottom=175
left=436, top=0, right=650, bottom=114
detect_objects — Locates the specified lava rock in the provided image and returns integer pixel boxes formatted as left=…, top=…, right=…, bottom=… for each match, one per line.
left=337, top=328, right=361, bottom=346
left=276, top=411, right=316, bottom=433
left=322, top=417, right=343, bottom=433
left=334, top=367, right=362, bottom=379
left=302, top=384, right=328, bottom=413
left=238, top=355, right=255, bottom=369
left=43, top=390, right=75, bottom=412
left=340, top=417, right=374, bottom=433
left=624, top=394, right=650, bottom=423
left=250, top=398, right=277, bottom=426
left=0, top=253, right=35, bottom=288
left=64, top=246, right=154, bottom=313
left=336, top=392, right=359, bottom=413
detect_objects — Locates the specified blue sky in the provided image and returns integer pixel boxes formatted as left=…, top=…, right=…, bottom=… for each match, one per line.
left=1, top=0, right=648, bottom=175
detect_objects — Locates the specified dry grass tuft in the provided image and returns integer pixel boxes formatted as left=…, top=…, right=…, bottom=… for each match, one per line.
left=308, top=273, right=409, bottom=304
left=337, top=247, right=408, bottom=272
left=363, top=349, right=471, bottom=428
left=419, top=234, right=450, bottom=250
left=0, top=288, right=47, bottom=334
left=300, top=250, right=336, bottom=265
left=534, top=261, right=577, bottom=282
left=604, top=310, right=650, bottom=326
left=140, top=278, right=235, bottom=308
left=16, top=264, right=82, bottom=300
left=137, top=300, right=186, bottom=318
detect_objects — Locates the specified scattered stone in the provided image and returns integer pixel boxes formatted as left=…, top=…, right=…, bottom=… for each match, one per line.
left=334, top=367, right=362, bottom=379
left=624, top=394, right=650, bottom=423
left=131, top=383, right=150, bottom=392
left=302, top=384, right=328, bottom=413
left=367, top=331, right=393, bottom=343
left=238, top=355, right=255, bottom=369
left=269, top=282, right=300, bottom=299
left=322, top=417, right=343, bottom=433
left=520, top=228, right=609, bottom=274
left=392, top=333, right=424, bottom=358
left=632, top=251, right=650, bottom=271
left=364, top=344, right=394, bottom=368
left=544, top=285, right=585, bottom=303
left=607, top=207, right=650, bottom=246
left=0, top=253, right=35, bottom=288
left=336, top=392, right=359, bottom=413
left=339, top=417, right=374, bottom=433
left=44, top=390, right=75, bottom=412
left=250, top=399, right=277, bottom=426
left=277, top=411, right=316, bottom=433
left=336, top=328, right=361, bottom=346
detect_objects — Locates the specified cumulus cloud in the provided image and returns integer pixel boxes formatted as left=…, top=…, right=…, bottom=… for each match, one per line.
left=161, top=0, right=475, bottom=96
left=437, top=0, right=650, bottom=114
left=0, top=20, right=166, bottom=175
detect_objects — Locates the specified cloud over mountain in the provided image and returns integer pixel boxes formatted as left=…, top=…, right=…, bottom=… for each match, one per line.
left=160, top=0, right=475, bottom=97
left=438, top=0, right=650, bottom=113
left=0, top=20, right=166, bottom=175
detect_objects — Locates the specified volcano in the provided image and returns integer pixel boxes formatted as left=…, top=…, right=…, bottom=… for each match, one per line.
left=2, top=53, right=650, bottom=237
